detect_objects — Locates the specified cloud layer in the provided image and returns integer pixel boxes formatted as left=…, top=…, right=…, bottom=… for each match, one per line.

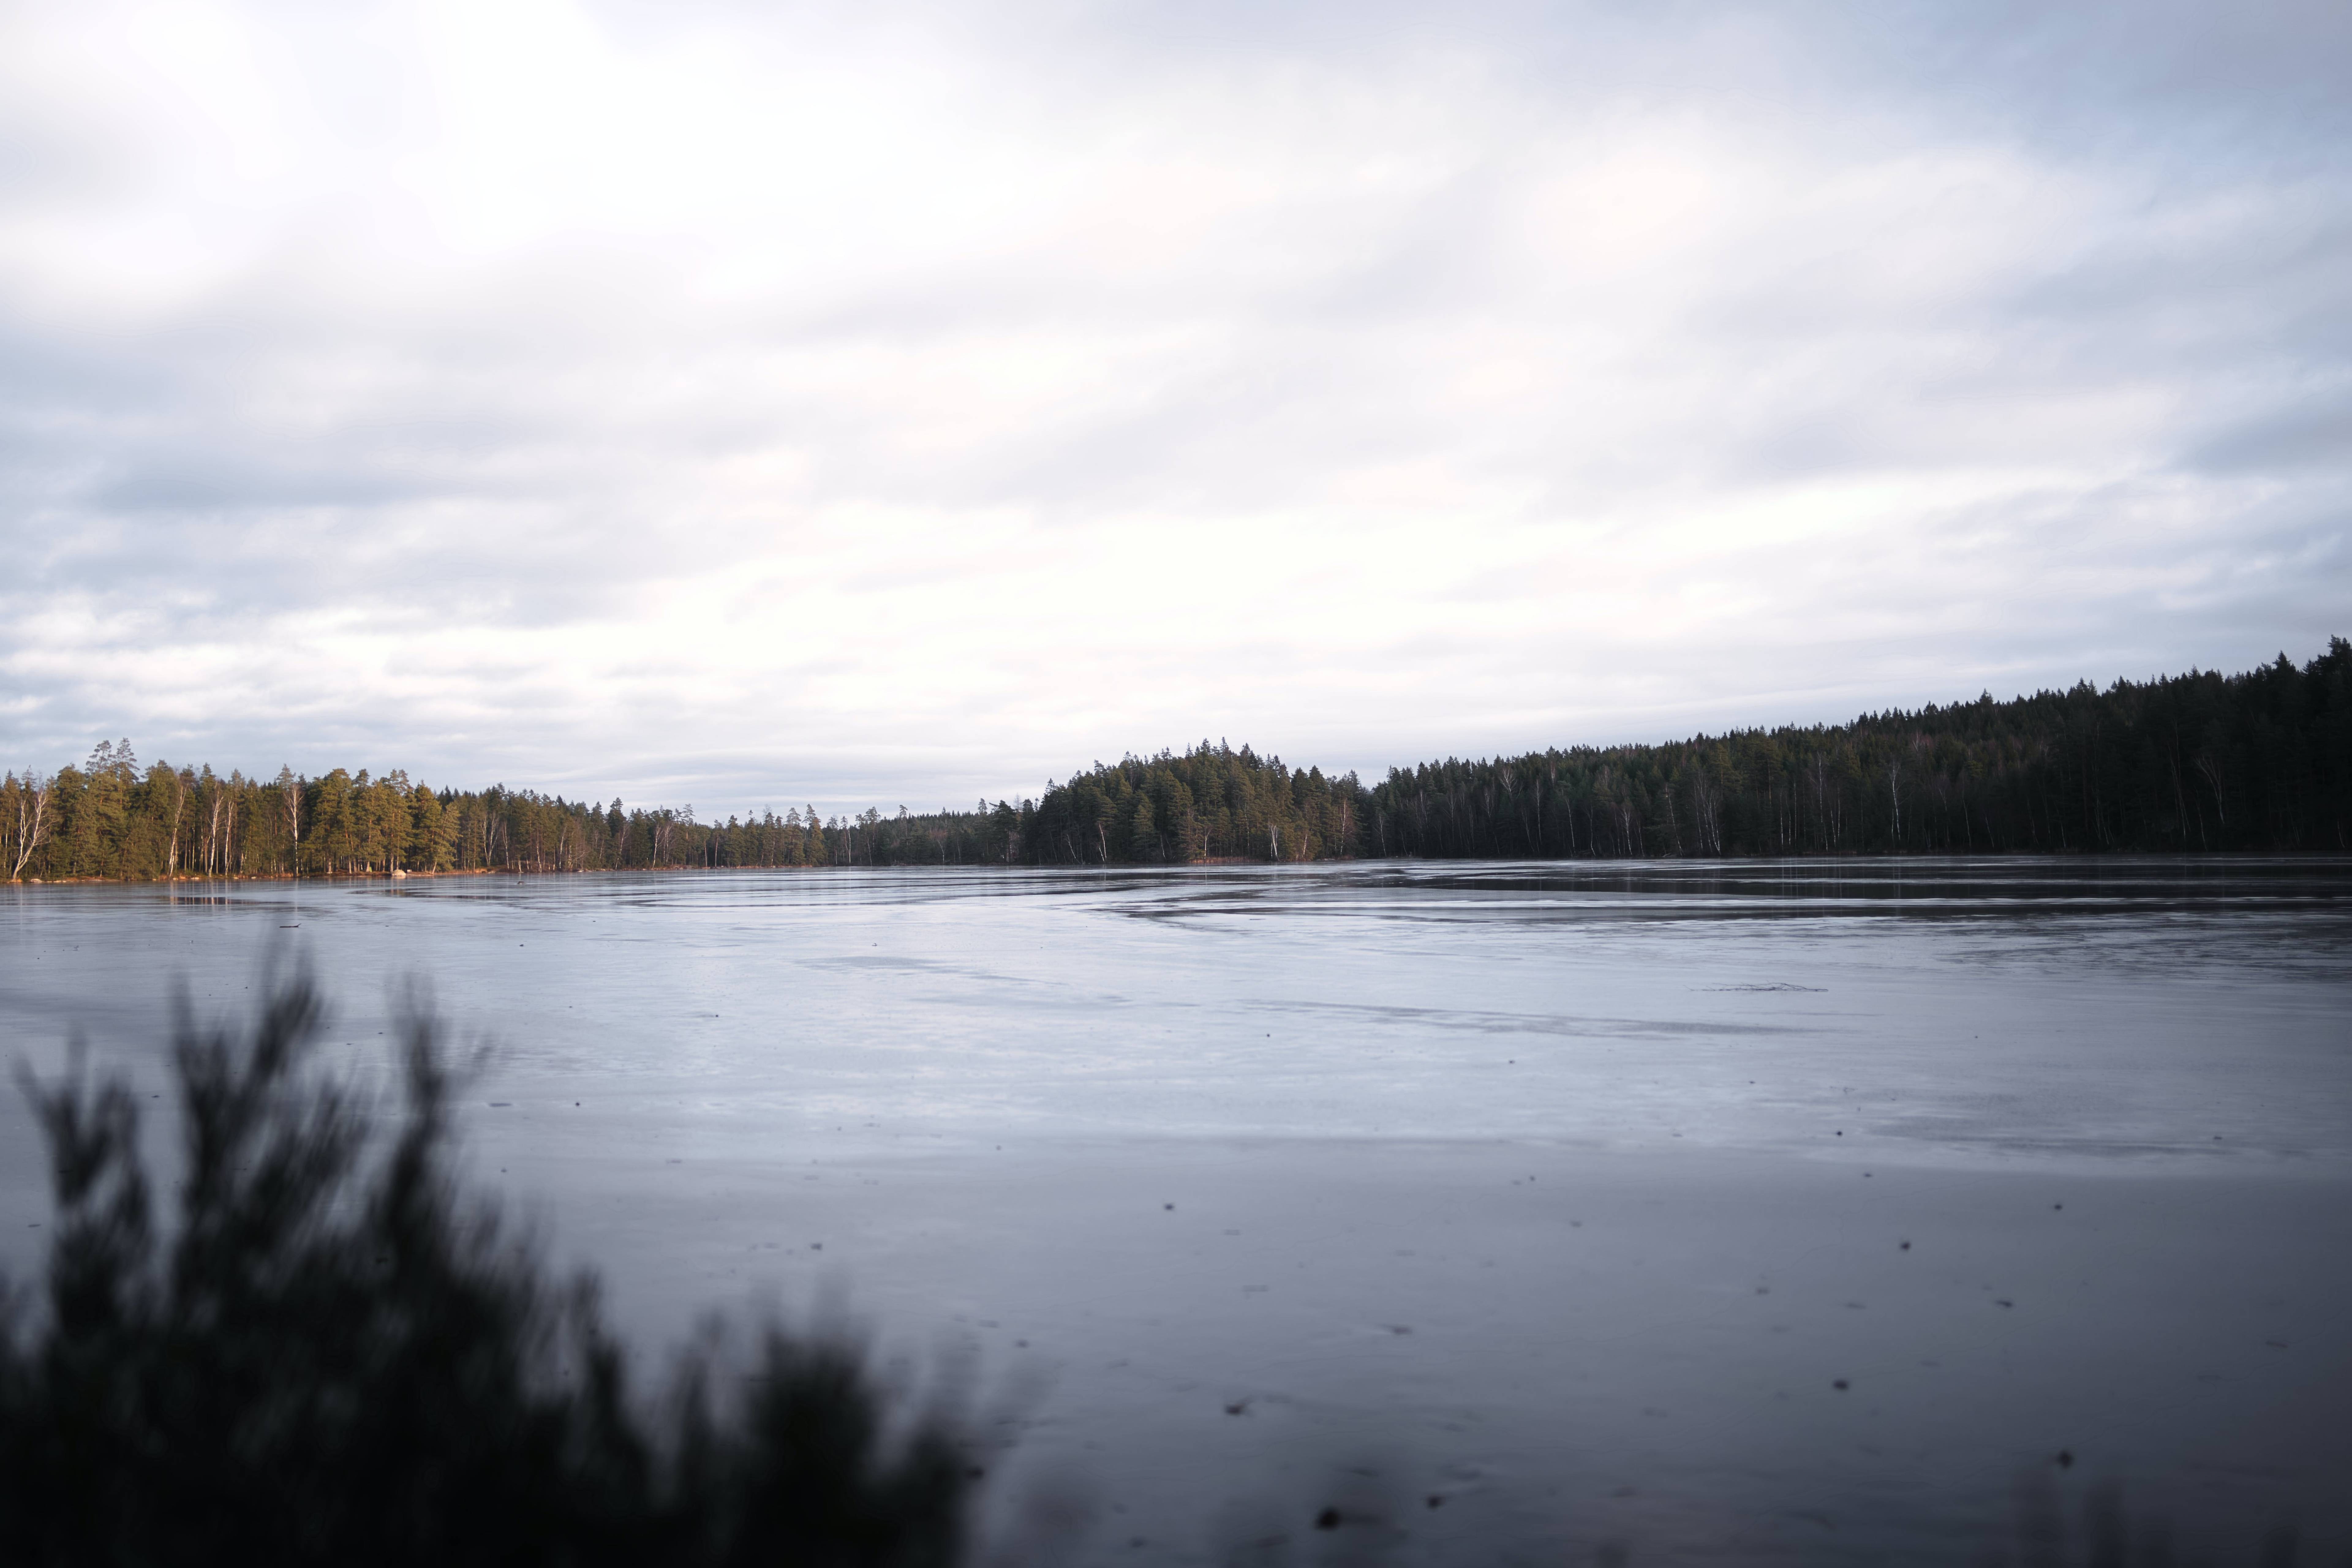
left=4, top=0, right=2346, bottom=809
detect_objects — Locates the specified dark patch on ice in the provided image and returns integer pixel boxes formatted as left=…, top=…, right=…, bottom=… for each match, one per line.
left=1252, top=999, right=1810, bottom=1039
left=798, top=954, right=1042, bottom=990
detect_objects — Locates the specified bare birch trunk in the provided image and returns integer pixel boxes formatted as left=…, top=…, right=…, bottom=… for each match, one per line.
left=10, top=774, right=52, bottom=880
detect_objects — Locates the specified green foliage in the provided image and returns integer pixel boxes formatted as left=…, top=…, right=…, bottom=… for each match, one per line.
left=1024, top=744, right=1364, bottom=865
left=1367, top=638, right=2352, bottom=858
left=0, top=975, right=974, bottom=1567
left=0, top=767, right=1047, bottom=878
left=2, top=639, right=2343, bottom=877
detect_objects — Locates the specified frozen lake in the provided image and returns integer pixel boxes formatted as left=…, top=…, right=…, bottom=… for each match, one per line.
left=4, top=859, right=2350, bottom=1564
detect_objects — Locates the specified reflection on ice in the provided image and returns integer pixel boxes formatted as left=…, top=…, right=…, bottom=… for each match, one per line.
left=2, top=858, right=2347, bottom=1562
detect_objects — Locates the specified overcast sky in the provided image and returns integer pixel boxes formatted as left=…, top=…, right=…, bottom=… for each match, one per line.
left=3, top=0, right=2346, bottom=813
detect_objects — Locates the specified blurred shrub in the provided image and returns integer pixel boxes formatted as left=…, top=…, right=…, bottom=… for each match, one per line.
left=0, top=974, right=972, bottom=1568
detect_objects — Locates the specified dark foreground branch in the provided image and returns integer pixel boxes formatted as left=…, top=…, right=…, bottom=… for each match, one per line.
left=0, top=972, right=973, bottom=1568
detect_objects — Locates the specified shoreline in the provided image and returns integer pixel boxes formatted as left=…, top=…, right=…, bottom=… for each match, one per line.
left=9, top=847, right=2349, bottom=888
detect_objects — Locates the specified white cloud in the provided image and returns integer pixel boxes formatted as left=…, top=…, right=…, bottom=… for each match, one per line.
left=1, top=0, right=2346, bottom=810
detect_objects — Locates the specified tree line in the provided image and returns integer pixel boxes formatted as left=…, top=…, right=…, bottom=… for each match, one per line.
left=1020, top=743, right=1363, bottom=866
left=4, top=639, right=2346, bottom=880
left=0, top=750, right=1014, bottom=881
left=1361, top=639, right=2351, bottom=860
left=1004, top=640, right=2351, bottom=862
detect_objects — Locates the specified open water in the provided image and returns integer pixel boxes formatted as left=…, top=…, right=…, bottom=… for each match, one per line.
left=4, top=858, right=2350, bottom=1564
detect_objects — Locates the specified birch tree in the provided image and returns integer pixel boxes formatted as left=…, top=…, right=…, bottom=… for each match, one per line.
left=9, top=771, right=54, bottom=880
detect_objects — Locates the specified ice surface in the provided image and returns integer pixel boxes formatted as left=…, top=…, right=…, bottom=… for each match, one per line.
left=3, top=859, right=2348, bottom=1563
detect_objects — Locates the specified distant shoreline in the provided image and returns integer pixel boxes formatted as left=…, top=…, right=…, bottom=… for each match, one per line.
left=12, top=846, right=2352, bottom=889
left=6, top=639, right=2345, bottom=880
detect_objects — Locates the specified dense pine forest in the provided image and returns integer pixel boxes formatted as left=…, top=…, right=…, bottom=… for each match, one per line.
left=4, top=641, right=2346, bottom=880
left=1011, top=639, right=2352, bottom=862
left=1364, top=639, right=2352, bottom=861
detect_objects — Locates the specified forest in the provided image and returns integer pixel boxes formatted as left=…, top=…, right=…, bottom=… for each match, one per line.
left=0, top=749, right=1005, bottom=881
left=4, top=640, right=2346, bottom=880
left=1361, top=638, right=2352, bottom=861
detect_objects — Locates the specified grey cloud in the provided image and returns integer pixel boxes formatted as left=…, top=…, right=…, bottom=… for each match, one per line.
left=2191, top=404, right=2352, bottom=474
left=1070, top=0, right=2352, bottom=153
left=2, top=0, right=2347, bottom=806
